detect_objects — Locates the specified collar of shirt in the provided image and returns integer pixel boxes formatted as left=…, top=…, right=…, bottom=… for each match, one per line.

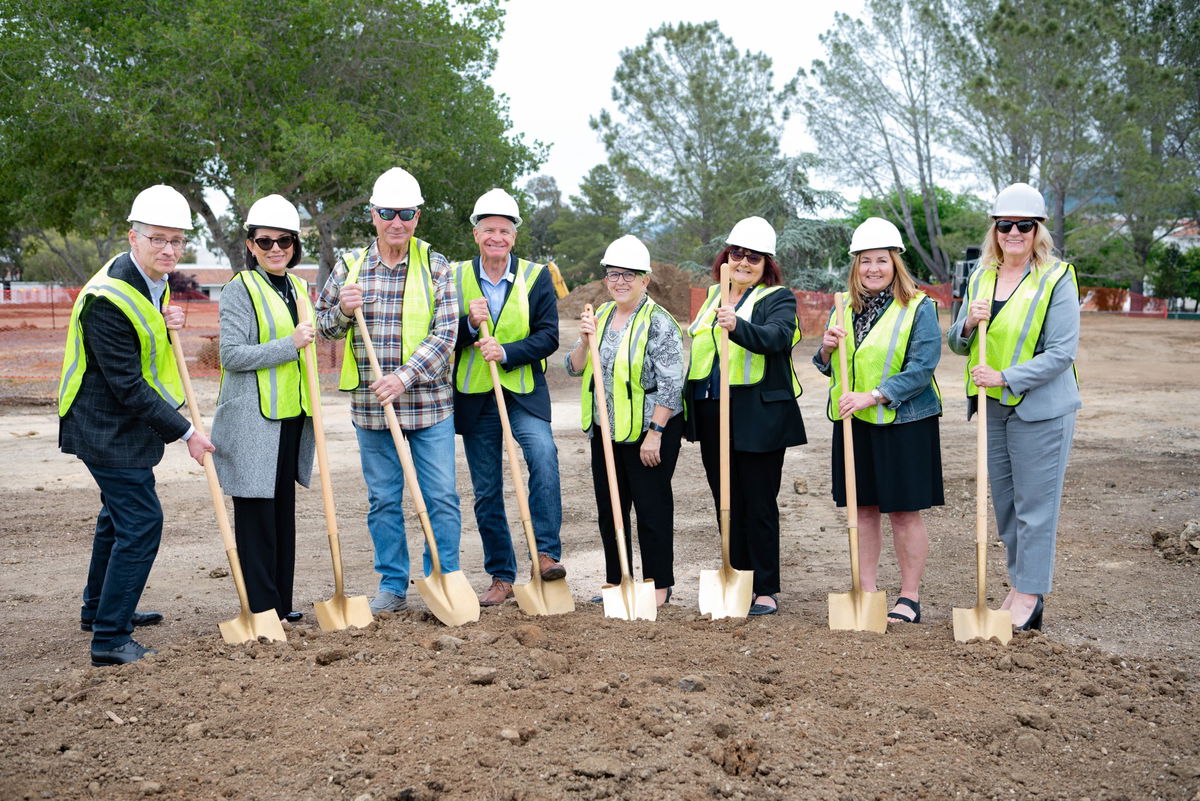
left=371, top=238, right=409, bottom=271
left=128, top=251, right=169, bottom=308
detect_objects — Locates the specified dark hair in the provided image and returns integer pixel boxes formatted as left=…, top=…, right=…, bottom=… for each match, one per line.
left=709, top=246, right=782, bottom=287
left=244, top=227, right=303, bottom=271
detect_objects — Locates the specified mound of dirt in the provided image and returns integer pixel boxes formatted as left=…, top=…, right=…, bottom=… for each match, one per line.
left=558, top=261, right=710, bottom=324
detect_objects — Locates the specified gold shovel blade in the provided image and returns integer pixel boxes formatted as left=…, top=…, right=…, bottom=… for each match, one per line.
left=952, top=605, right=1013, bottom=645
left=218, top=609, right=287, bottom=644
left=601, top=578, right=656, bottom=621
left=828, top=589, right=888, bottom=633
left=314, top=593, right=375, bottom=631
left=697, top=566, right=754, bottom=620
left=414, top=569, right=481, bottom=627
left=513, top=575, right=576, bottom=617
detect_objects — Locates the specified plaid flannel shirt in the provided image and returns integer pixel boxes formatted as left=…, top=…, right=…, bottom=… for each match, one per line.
left=315, top=239, right=456, bottom=431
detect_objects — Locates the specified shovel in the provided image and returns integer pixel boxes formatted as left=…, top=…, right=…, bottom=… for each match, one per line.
left=953, top=317, right=1013, bottom=644
left=584, top=304, right=656, bottom=621
left=479, top=320, right=574, bottom=616
left=827, top=293, right=888, bottom=633
left=352, top=308, right=480, bottom=627
left=169, top=334, right=287, bottom=644
left=296, top=303, right=373, bottom=631
left=698, top=262, right=754, bottom=620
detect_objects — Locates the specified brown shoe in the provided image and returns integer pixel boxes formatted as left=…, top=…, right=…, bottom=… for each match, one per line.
left=536, top=553, right=566, bottom=582
left=480, top=578, right=514, bottom=606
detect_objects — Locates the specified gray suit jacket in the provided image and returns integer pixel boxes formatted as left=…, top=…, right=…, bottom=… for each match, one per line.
left=211, top=270, right=315, bottom=498
left=948, top=262, right=1081, bottom=422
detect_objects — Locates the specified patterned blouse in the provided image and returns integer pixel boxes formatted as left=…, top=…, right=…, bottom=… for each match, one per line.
left=565, top=295, right=685, bottom=438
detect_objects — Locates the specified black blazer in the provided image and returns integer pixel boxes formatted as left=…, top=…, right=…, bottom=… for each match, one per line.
left=59, top=254, right=190, bottom=468
left=452, top=257, right=559, bottom=432
left=685, top=285, right=807, bottom=453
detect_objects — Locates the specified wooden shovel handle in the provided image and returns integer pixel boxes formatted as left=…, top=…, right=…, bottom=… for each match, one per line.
left=583, top=304, right=634, bottom=581
left=833, top=293, right=862, bottom=592
left=718, top=263, right=733, bottom=569
left=974, top=317, right=990, bottom=605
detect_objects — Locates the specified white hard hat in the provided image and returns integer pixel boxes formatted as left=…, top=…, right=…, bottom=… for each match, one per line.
left=991, top=182, right=1046, bottom=220
left=243, top=194, right=301, bottom=233
left=601, top=235, right=652, bottom=273
left=849, top=217, right=906, bottom=254
left=726, top=216, right=776, bottom=256
left=470, top=188, right=522, bottom=227
left=370, top=167, right=424, bottom=208
left=127, top=185, right=193, bottom=230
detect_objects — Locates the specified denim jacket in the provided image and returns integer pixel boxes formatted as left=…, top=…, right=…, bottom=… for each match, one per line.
left=812, top=295, right=942, bottom=424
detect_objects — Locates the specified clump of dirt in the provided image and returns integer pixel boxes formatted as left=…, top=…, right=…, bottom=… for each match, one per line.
left=558, top=261, right=709, bottom=324
left=1152, top=519, right=1200, bottom=564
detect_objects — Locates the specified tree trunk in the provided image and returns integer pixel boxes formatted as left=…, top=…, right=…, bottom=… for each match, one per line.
left=316, top=216, right=338, bottom=293
left=191, top=193, right=241, bottom=269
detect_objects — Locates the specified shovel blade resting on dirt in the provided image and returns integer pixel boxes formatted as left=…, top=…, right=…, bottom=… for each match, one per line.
left=297, top=302, right=374, bottom=632
left=170, top=335, right=286, bottom=645
left=828, top=585, right=889, bottom=633
left=600, top=563, right=657, bottom=621
left=353, top=308, right=479, bottom=627
left=952, top=318, right=1013, bottom=644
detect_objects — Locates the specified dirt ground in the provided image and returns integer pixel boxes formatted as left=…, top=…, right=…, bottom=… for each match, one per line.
left=1, top=312, right=1199, bottom=801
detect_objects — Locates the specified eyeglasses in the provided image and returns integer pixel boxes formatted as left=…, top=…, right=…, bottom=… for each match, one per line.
left=728, top=247, right=763, bottom=265
left=136, top=232, right=188, bottom=251
left=376, top=207, right=418, bottom=222
left=605, top=270, right=640, bottom=283
left=995, top=220, right=1037, bottom=234
left=253, top=235, right=296, bottom=251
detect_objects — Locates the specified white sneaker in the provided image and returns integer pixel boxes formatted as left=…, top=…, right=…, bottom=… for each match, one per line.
left=369, top=591, right=407, bottom=614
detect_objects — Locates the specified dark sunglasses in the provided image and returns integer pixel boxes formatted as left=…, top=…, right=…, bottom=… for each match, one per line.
left=253, top=235, right=296, bottom=251
left=728, top=247, right=763, bottom=265
left=995, top=220, right=1037, bottom=234
left=376, top=207, right=418, bottom=222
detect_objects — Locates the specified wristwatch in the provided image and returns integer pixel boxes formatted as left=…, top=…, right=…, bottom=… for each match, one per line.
left=870, top=388, right=884, bottom=403
left=647, top=421, right=666, bottom=433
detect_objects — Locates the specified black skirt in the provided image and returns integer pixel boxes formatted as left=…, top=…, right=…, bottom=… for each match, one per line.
left=831, top=415, right=944, bottom=513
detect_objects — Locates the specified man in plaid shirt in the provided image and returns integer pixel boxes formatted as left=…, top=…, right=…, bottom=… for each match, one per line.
left=315, top=167, right=461, bottom=614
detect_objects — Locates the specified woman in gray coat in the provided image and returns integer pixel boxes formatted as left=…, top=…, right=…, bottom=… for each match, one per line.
left=948, top=183, right=1080, bottom=631
left=211, top=195, right=316, bottom=622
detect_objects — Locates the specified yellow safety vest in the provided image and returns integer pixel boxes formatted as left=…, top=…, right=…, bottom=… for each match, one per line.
left=229, top=269, right=313, bottom=419
left=964, top=261, right=1079, bottom=405
left=338, top=238, right=435, bottom=391
left=687, top=284, right=802, bottom=394
left=452, top=258, right=545, bottom=395
left=58, top=255, right=185, bottom=417
left=826, top=292, right=940, bottom=424
left=580, top=298, right=679, bottom=442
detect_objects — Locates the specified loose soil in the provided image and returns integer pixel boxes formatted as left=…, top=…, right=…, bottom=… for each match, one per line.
left=2, top=313, right=1199, bottom=801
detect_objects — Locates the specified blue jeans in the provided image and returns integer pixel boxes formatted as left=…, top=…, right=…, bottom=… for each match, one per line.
left=461, top=399, right=562, bottom=583
left=81, top=463, right=163, bottom=650
left=354, top=416, right=461, bottom=596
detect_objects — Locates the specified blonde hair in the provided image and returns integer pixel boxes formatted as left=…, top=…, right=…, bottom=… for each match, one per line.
left=979, top=220, right=1058, bottom=273
left=847, top=250, right=919, bottom=313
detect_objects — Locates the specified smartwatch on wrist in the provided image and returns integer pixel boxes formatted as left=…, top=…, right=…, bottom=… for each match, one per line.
left=647, top=421, right=666, bottom=433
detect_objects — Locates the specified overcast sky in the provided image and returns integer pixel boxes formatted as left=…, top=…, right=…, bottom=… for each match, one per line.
left=487, top=0, right=864, bottom=200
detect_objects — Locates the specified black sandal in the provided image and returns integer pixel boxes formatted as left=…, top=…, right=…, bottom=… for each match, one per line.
left=887, top=596, right=921, bottom=623
left=748, top=594, right=778, bottom=616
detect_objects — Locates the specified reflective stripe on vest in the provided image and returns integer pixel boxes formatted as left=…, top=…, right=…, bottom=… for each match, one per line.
left=338, top=239, right=435, bottom=391
left=826, top=292, right=939, bottom=424
left=58, top=255, right=184, bottom=417
left=580, top=298, right=677, bottom=443
left=452, top=258, right=545, bottom=395
left=964, top=262, right=1078, bottom=405
left=232, top=269, right=312, bottom=419
left=686, top=283, right=802, bottom=393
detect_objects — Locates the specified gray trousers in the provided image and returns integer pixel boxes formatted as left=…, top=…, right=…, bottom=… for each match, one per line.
left=986, top=397, right=1076, bottom=594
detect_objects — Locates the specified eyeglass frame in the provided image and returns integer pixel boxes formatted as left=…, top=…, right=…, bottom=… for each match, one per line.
left=374, top=207, right=419, bottom=222
left=727, top=246, right=764, bottom=265
left=134, top=231, right=188, bottom=251
left=251, top=235, right=296, bottom=251
left=604, top=269, right=643, bottom=283
left=995, top=219, right=1038, bottom=234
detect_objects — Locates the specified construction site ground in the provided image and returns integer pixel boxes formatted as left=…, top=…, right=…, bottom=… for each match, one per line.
left=1, top=310, right=1198, bottom=801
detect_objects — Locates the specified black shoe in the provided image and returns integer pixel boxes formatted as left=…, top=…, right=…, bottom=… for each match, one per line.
left=81, top=610, right=164, bottom=632
left=1015, top=595, right=1044, bottom=631
left=90, top=639, right=157, bottom=667
left=748, top=594, right=779, bottom=616
left=590, top=594, right=604, bottom=604
left=283, top=611, right=303, bottom=623
left=887, top=596, right=922, bottom=624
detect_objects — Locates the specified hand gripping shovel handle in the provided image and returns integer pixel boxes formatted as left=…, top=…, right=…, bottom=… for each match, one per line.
left=833, top=293, right=863, bottom=593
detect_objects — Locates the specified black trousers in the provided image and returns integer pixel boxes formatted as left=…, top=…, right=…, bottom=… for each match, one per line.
left=589, top=414, right=684, bottom=588
left=232, top=416, right=304, bottom=617
left=694, top=400, right=785, bottom=596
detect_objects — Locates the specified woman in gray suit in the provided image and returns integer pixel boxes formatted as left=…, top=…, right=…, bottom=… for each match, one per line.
left=948, top=183, right=1080, bottom=631
left=211, top=195, right=316, bottom=623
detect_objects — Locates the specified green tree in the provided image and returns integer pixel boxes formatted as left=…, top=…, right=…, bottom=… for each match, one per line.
left=548, top=166, right=629, bottom=287
left=593, top=21, right=820, bottom=264
left=520, top=175, right=562, bottom=263
left=1150, top=244, right=1200, bottom=311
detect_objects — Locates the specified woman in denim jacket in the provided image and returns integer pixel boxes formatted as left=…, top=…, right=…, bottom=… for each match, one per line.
left=813, top=218, right=943, bottom=624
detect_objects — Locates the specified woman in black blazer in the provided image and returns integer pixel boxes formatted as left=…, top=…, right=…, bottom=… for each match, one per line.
left=684, top=217, right=806, bottom=615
